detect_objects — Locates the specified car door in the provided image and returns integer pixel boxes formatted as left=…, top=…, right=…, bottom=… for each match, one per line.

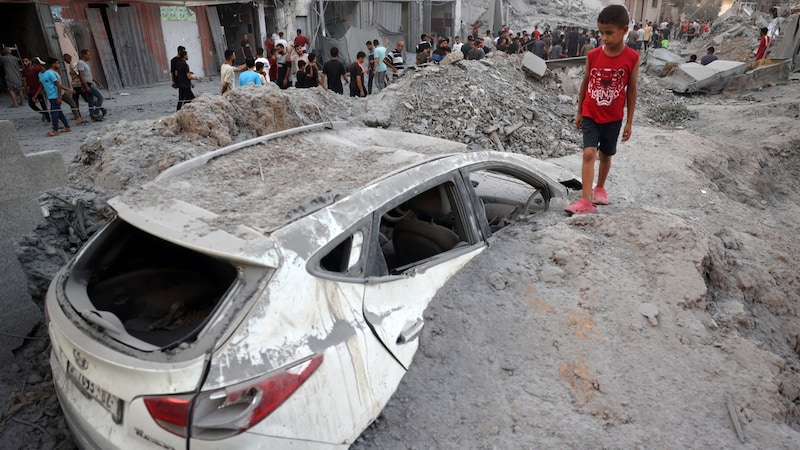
left=362, top=177, right=486, bottom=369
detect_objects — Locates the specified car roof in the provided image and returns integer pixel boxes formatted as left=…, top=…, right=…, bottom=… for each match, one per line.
left=109, top=123, right=470, bottom=263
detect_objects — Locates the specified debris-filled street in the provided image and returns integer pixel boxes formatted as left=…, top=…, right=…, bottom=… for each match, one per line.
left=1, top=0, right=800, bottom=448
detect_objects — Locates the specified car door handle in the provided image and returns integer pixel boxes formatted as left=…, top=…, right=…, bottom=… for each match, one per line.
left=397, top=319, right=424, bottom=344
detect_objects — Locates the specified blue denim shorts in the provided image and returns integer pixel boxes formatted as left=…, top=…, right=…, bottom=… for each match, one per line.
left=582, top=117, right=622, bottom=156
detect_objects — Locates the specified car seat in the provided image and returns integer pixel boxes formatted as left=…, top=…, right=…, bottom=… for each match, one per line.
left=392, top=186, right=459, bottom=267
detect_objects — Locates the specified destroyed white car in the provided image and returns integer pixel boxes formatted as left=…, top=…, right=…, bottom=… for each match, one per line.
left=47, top=123, right=579, bottom=449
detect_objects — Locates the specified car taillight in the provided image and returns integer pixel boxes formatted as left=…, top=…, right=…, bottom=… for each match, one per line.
left=144, top=395, right=194, bottom=437
left=144, top=354, right=323, bottom=440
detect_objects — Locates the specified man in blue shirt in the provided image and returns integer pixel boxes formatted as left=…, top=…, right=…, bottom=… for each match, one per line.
left=35, top=57, right=73, bottom=136
left=238, top=58, right=263, bottom=86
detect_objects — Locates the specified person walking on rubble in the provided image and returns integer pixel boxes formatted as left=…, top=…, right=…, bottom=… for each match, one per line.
left=566, top=4, right=639, bottom=215
left=756, top=27, right=771, bottom=60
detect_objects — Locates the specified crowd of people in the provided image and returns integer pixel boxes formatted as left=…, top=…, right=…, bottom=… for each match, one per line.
left=1, top=47, right=107, bottom=137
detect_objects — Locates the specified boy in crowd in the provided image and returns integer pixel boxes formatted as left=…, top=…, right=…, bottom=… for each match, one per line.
left=566, top=4, right=639, bottom=215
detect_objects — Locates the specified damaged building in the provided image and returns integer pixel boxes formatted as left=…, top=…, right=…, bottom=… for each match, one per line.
left=0, top=0, right=487, bottom=91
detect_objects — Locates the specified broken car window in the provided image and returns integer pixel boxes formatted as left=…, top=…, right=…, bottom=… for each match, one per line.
left=467, top=169, right=546, bottom=233
left=377, top=181, right=469, bottom=274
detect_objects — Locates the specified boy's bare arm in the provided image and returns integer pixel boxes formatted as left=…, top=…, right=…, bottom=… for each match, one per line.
left=622, top=56, right=640, bottom=142
left=576, top=58, right=591, bottom=129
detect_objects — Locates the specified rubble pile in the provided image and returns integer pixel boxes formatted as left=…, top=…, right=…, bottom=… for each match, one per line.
left=15, top=188, right=111, bottom=300
left=385, top=54, right=584, bottom=158
left=647, top=102, right=699, bottom=125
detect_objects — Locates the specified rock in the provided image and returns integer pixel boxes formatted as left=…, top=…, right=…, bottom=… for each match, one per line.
left=488, top=272, right=508, bottom=290
left=521, top=51, right=547, bottom=79
left=441, top=51, right=464, bottom=65
left=639, top=303, right=659, bottom=326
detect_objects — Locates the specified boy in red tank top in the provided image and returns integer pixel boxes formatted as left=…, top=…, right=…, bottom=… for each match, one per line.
left=566, top=5, right=639, bottom=215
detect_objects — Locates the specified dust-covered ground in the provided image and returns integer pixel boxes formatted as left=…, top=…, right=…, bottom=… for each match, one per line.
left=2, top=32, right=800, bottom=450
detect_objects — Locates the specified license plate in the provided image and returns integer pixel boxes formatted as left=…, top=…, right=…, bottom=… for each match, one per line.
left=67, top=361, right=124, bottom=424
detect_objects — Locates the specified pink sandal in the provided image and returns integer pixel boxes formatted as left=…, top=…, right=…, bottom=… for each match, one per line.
left=592, top=187, right=609, bottom=205
left=565, top=198, right=597, bottom=215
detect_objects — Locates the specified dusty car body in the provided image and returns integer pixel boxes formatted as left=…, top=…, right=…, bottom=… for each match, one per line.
left=46, top=122, right=579, bottom=449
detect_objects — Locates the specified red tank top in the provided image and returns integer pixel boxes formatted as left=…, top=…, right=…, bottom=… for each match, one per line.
left=581, top=45, right=639, bottom=124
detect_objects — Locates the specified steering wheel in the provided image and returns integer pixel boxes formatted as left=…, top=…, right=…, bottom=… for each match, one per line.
left=382, top=205, right=412, bottom=223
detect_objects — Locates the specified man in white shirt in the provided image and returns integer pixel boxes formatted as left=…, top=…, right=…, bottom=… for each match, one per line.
left=255, top=47, right=270, bottom=82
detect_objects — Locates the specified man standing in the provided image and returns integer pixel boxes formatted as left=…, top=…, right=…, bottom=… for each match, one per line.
left=21, top=57, right=49, bottom=122
left=289, top=44, right=309, bottom=87
left=275, top=43, right=291, bottom=89
left=349, top=51, right=366, bottom=97
left=293, top=29, right=310, bottom=51
left=220, top=49, right=237, bottom=94
left=255, top=47, right=270, bottom=83
left=373, top=40, right=388, bottom=93
left=321, top=46, right=348, bottom=94
left=77, top=49, right=105, bottom=122
left=175, top=49, right=197, bottom=110
left=0, top=47, right=24, bottom=107
left=35, top=57, right=73, bottom=136
left=365, top=40, right=375, bottom=94
left=389, top=41, right=405, bottom=80
left=240, top=33, right=254, bottom=62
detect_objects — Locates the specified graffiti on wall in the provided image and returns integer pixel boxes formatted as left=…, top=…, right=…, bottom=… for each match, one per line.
left=160, top=7, right=197, bottom=22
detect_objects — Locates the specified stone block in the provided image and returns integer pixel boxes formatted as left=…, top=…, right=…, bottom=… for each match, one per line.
left=0, top=120, right=67, bottom=364
left=521, top=51, right=547, bottom=79
left=441, top=51, right=464, bottom=65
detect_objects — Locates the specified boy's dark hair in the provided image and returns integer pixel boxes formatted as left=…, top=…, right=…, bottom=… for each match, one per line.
left=373, top=39, right=379, bottom=46
left=177, top=45, right=186, bottom=53
left=179, top=50, right=187, bottom=58
left=707, top=46, right=714, bottom=53
left=245, top=58, right=255, bottom=68
left=256, top=61, right=264, bottom=71
left=330, top=46, right=339, bottom=57
left=47, top=57, right=59, bottom=66
left=308, top=52, right=316, bottom=62
left=421, top=34, right=427, bottom=40
left=224, top=49, right=235, bottom=60
left=597, top=5, right=630, bottom=28
left=297, top=60, right=306, bottom=69
left=356, top=50, right=366, bottom=59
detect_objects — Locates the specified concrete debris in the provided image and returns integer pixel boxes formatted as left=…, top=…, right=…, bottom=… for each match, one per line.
left=724, top=59, right=792, bottom=92
left=659, top=60, right=748, bottom=94
left=639, top=303, right=659, bottom=327
left=647, top=102, right=698, bottom=125
left=0, top=120, right=66, bottom=365
left=521, top=51, right=548, bottom=79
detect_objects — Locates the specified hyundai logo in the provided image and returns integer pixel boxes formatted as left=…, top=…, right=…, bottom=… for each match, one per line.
left=73, top=349, right=89, bottom=370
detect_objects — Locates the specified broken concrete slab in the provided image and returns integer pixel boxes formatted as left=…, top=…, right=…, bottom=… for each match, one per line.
left=521, top=51, right=547, bottom=79
left=0, top=120, right=67, bottom=365
left=659, top=60, right=748, bottom=94
left=545, top=56, right=586, bottom=69
left=441, top=51, right=464, bottom=65
left=724, top=59, right=791, bottom=92
left=645, top=48, right=687, bottom=77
